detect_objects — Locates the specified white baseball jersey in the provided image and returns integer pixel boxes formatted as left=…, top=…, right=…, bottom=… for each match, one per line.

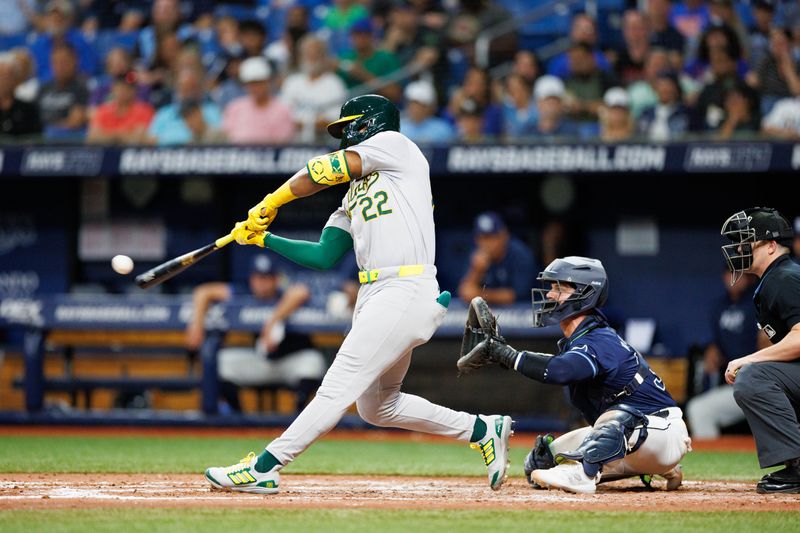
left=324, top=131, right=436, bottom=271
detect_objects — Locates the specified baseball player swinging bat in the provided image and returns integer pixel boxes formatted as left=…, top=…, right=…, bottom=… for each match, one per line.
left=135, top=234, right=235, bottom=289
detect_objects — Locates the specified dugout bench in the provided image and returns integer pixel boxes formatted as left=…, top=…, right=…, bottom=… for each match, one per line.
left=1, top=295, right=558, bottom=416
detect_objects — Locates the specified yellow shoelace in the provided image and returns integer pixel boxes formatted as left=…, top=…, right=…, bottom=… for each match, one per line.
left=238, top=451, right=256, bottom=465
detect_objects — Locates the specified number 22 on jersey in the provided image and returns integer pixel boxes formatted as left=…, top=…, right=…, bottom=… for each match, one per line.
left=346, top=172, right=393, bottom=222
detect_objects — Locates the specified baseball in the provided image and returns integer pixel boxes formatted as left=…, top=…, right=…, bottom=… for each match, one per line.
left=111, top=254, right=134, bottom=275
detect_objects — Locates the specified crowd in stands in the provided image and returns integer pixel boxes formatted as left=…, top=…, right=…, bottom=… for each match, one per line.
left=3, top=0, right=800, bottom=144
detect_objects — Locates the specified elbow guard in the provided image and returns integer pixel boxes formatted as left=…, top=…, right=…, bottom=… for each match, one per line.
left=307, top=150, right=352, bottom=186
left=515, top=351, right=552, bottom=382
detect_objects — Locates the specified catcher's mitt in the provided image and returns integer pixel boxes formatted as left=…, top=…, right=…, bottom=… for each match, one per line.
left=458, top=296, right=503, bottom=375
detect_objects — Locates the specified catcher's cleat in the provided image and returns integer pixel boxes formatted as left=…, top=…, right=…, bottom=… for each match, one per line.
left=472, top=414, right=514, bottom=490
left=205, top=451, right=280, bottom=494
left=524, top=433, right=556, bottom=488
left=530, top=461, right=600, bottom=494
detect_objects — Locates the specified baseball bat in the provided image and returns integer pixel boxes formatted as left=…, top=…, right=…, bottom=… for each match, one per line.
left=135, top=234, right=235, bottom=289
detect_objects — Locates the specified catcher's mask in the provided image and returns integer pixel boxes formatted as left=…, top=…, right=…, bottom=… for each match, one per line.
left=721, top=207, right=793, bottom=286
left=532, top=256, right=608, bottom=328
left=326, top=94, right=400, bottom=149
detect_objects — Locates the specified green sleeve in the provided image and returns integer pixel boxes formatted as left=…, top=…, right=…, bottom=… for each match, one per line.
left=264, top=226, right=353, bottom=271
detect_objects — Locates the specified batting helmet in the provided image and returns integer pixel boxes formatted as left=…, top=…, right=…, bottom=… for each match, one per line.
left=326, top=94, right=400, bottom=149
left=532, top=256, right=608, bottom=328
left=721, top=207, right=793, bottom=285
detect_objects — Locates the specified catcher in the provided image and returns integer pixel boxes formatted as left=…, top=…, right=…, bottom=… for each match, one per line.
left=458, top=256, right=692, bottom=493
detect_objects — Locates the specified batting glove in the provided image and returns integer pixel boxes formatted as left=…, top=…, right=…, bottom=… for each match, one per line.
left=231, top=221, right=269, bottom=247
left=246, top=194, right=279, bottom=232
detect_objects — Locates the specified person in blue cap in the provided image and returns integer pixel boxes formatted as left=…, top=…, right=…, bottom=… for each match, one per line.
left=185, top=254, right=326, bottom=413
left=458, top=211, right=537, bottom=305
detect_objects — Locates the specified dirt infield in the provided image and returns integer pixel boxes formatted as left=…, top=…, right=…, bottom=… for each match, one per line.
left=2, top=473, right=799, bottom=512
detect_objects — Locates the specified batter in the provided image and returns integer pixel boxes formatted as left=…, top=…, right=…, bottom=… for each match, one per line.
left=204, top=94, right=513, bottom=494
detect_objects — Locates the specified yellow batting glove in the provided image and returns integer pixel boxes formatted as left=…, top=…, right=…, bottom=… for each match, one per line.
left=246, top=195, right=278, bottom=232
left=231, top=221, right=269, bottom=247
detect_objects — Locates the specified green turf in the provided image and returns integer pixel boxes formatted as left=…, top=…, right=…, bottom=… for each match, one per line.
left=2, top=509, right=798, bottom=533
left=0, top=435, right=771, bottom=480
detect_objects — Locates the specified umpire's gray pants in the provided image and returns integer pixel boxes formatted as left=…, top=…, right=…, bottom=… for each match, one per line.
left=733, top=361, right=800, bottom=467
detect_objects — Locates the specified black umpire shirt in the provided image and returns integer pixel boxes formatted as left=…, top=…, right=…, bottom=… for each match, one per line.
left=753, top=254, right=800, bottom=344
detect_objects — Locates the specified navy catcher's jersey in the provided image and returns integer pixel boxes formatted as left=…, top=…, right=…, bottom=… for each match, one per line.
left=556, top=314, right=676, bottom=424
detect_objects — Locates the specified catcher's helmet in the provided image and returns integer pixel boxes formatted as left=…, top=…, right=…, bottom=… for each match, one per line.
left=721, top=207, right=793, bottom=285
left=532, top=256, right=608, bottom=328
left=326, top=94, right=400, bottom=149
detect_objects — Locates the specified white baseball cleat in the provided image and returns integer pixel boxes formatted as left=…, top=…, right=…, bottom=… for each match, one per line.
left=204, top=451, right=280, bottom=494
left=661, top=464, right=683, bottom=491
left=471, top=414, right=514, bottom=490
left=530, top=461, right=600, bottom=494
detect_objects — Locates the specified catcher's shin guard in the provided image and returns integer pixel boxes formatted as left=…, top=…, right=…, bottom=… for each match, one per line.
left=524, top=433, right=556, bottom=486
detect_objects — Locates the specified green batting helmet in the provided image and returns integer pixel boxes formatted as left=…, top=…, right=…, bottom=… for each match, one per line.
left=326, top=94, right=400, bottom=149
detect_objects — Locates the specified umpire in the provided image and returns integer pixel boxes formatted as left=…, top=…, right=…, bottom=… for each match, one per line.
left=721, top=207, right=800, bottom=494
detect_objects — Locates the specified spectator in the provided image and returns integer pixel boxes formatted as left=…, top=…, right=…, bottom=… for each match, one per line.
left=0, top=0, right=36, bottom=36
left=446, top=66, right=503, bottom=138
left=321, top=0, right=370, bottom=56
left=29, top=0, right=97, bottom=83
left=629, top=48, right=668, bottom=118
left=222, top=56, right=295, bottom=144
left=458, top=211, right=536, bottom=306
left=638, top=70, right=691, bottom=141
left=717, top=84, right=761, bottom=139
left=686, top=269, right=764, bottom=440
left=10, top=47, right=39, bottom=103
left=693, top=43, right=760, bottom=132
left=178, top=100, right=226, bottom=144
left=210, top=50, right=247, bottom=110
left=89, top=47, right=149, bottom=108
left=761, top=94, right=800, bottom=139
left=511, top=50, right=541, bottom=88
left=214, top=15, right=242, bottom=59
left=749, top=0, right=777, bottom=67
left=645, top=0, right=686, bottom=69
left=612, top=10, right=651, bottom=86
left=547, top=14, right=611, bottom=79
left=599, top=87, right=634, bottom=142
left=445, top=0, right=516, bottom=68
left=748, top=28, right=800, bottom=116
left=265, top=6, right=310, bottom=78
left=501, top=73, right=537, bottom=139
left=186, top=255, right=326, bottom=413
left=382, top=1, right=446, bottom=105
left=0, top=54, right=41, bottom=138
left=530, top=75, right=579, bottom=139
left=336, top=18, right=402, bottom=103
left=37, top=43, right=88, bottom=140
left=141, top=31, right=181, bottom=109
left=87, top=71, right=154, bottom=144
left=137, top=0, right=191, bottom=66
left=564, top=42, right=618, bottom=125
left=686, top=23, right=746, bottom=82
left=399, top=79, right=455, bottom=144
left=239, top=19, right=268, bottom=59
left=280, top=35, right=347, bottom=144
left=81, top=0, right=145, bottom=32
left=708, top=0, right=749, bottom=60
left=453, top=97, right=486, bottom=143
left=147, top=68, right=221, bottom=146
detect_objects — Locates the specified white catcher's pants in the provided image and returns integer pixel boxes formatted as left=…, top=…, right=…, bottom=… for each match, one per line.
left=266, top=273, right=475, bottom=465
left=550, top=407, right=692, bottom=477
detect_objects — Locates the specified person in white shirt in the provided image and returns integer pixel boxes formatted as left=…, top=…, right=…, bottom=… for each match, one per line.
left=762, top=96, right=800, bottom=140
left=280, top=35, right=347, bottom=144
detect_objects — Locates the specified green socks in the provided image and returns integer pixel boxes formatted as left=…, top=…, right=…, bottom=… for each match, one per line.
left=254, top=450, right=281, bottom=473
left=470, top=415, right=487, bottom=443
